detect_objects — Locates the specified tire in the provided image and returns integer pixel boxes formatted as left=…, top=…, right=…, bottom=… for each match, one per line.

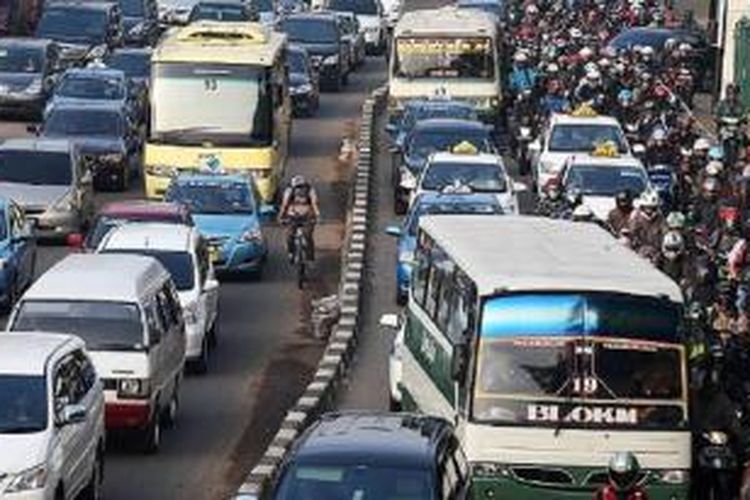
left=81, top=451, right=103, bottom=500
left=55, top=485, right=65, bottom=500
left=297, top=259, right=306, bottom=290
left=396, top=290, right=407, bottom=306
left=191, top=338, right=209, bottom=375
left=162, top=385, right=179, bottom=428
left=208, top=318, right=218, bottom=349
left=140, top=410, right=161, bottom=454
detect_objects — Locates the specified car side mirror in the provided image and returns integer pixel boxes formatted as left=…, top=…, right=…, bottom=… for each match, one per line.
left=66, top=232, right=84, bottom=249
left=385, top=224, right=402, bottom=237
left=451, top=341, right=468, bottom=382
left=379, top=313, right=401, bottom=329
left=528, top=140, right=541, bottom=153
left=58, top=403, right=87, bottom=426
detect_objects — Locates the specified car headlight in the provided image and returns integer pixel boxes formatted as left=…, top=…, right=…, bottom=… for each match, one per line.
left=100, top=152, right=124, bottom=163
left=4, top=463, right=47, bottom=493
left=241, top=228, right=263, bottom=243
left=117, top=378, right=150, bottom=399
left=399, top=166, right=417, bottom=190
left=294, top=83, right=313, bottom=95
left=471, top=462, right=507, bottom=477
left=659, top=469, right=689, bottom=484
left=323, top=54, right=339, bottom=66
left=22, top=78, right=42, bottom=95
left=146, top=164, right=173, bottom=177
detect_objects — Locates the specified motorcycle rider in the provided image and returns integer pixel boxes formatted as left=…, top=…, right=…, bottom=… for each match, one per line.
left=278, top=175, right=320, bottom=262
left=508, top=51, right=538, bottom=96
left=540, top=79, right=570, bottom=116
left=659, top=230, right=690, bottom=286
left=628, top=191, right=664, bottom=263
left=607, top=189, right=635, bottom=236
left=716, top=83, right=748, bottom=126
left=536, top=179, right=569, bottom=218
left=593, top=452, right=648, bottom=500
left=644, top=127, right=676, bottom=167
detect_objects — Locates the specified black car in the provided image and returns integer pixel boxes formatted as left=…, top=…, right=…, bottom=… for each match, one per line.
left=278, top=12, right=350, bottom=91
left=103, top=47, right=151, bottom=120
left=0, top=38, right=61, bottom=118
left=35, top=1, right=124, bottom=66
left=188, top=0, right=258, bottom=22
left=287, top=44, right=320, bottom=117
left=38, top=101, right=141, bottom=191
left=116, top=0, right=159, bottom=46
left=608, top=26, right=714, bottom=90
left=272, top=412, right=471, bottom=500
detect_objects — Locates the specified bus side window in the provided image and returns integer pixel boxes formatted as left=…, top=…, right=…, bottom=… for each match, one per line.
left=446, top=271, right=474, bottom=342
left=436, top=261, right=455, bottom=331
left=412, top=232, right=431, bottom=306
left=424, top=246, right=447, bottom=320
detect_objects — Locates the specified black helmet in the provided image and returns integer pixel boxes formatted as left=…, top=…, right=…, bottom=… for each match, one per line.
left=608, top=452, right=641, bottom=491
left=615, top=189, right=633, bottom=209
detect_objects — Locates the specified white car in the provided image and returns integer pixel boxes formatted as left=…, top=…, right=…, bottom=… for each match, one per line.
left=0, top=332, right=105, bottom=500
left=528, top=111, right=631, bottom=194
left=414, top=151, right=524, bottom=214
left=96, top=223, right=220, bottom=374
left=324, top=0, right=387, bottom=54
left=559, top=152, right=653, bottom=221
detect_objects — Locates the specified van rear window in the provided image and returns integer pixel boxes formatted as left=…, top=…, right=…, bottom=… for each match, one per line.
left=11, top=301, right=145, bottom=351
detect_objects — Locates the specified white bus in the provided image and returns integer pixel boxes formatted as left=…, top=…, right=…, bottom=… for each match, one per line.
left=385, top=215, right=689, bottom=499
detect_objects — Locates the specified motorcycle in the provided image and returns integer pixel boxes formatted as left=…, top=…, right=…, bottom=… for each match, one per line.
left=513, top=89, right=536, bottom=176
left=719, top=116, right=745, bottom=168
left=647, top=165, right=676, bottom=211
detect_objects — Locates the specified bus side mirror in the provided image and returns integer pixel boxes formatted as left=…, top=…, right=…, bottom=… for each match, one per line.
left=451, top=342, right=468, bottom=382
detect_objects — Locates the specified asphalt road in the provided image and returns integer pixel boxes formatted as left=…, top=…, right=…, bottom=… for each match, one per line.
left=0, top=57, right=386, bottom=500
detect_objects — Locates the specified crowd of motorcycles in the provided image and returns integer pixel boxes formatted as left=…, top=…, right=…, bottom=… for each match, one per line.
left=498, top=0, right=750, bottom=497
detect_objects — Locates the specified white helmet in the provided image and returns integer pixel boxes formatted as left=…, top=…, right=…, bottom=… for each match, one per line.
left=525, top=4, right=539, bottom=14
left=598, top=57, right=611, bottom=68
left=586, top=68, right=602, bottom=81
left=546, top=62, right=560, bottom=73
left=570, top=28, right=583, bottom=39
left=705, top=160, right=723, bottom=177
left=638, top=191, right=660, bottom=209
left=514, top=51, right=529, bottom=63
left=579, top=47, right=594, bottom=60
left=651, top=127, right=667, bottom=141
left=639, top=46, right=655, bottom=57
left=666, top=211, right=686, bottom=230
left=693, top=137, right=711, bottom=152
left=662, top=231, right=685, bottom=260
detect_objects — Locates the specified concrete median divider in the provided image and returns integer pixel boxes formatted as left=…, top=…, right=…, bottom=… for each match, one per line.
left=233, top=84, right=388, bottom=500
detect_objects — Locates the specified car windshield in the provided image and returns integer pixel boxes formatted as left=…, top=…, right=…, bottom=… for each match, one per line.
left=457, top=0, right=504, bottom=18
left=406, top=199, right=501, bottom=235
left=404, top=106, right=477, bottom=132
left=12, top=301, right=145, bottom=351
left=394, top=36, right=495, bottom=79
left=281, top=18, right=338, bottom=44
left=103, top=250, right=194, bottom=291
left=254, top=0, right=272, bottom=12
left=564, top=165, right=648, bottom=197
left=549, top=124, right=628, bottom=153
left=409, top=128, right=490, bottom=161
left=166, top=181, right=254, bottom=215
left=0, top=150, right=72, bottom=186
left=44, top=108, right=123, bottom=138
left=56, top=75, right=124, bottom=100
left=120, top=0, right=145, bottom=16
left=328, top=0, right=378, bottom=15
left=36, top=7, right=108, bottom=44
left=192, top=3, right=249, bottom=21
left=104, top=52, right=150, bottom=79
left=0, top=375, right=47, bottom=434
left=0, top=46, right=44, bottom=74
left=275, top=464, right=434, bottom=500
left=287, top=51, right=308, bottom=75
left=421, top=162, right=507, bottom=193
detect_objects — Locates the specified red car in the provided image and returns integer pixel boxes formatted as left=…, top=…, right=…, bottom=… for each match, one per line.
left=69, top=200, right=194, bottom=251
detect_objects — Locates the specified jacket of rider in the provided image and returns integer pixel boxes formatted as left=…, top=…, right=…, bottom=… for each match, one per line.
left=593, top=485, right=648, bottom=500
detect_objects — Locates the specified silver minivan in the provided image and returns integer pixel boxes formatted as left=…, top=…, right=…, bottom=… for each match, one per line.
left=7, top=253, right=186, bottom=453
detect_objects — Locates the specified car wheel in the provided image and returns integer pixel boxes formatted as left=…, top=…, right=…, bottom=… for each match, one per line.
left=191, top=338, right=209, bottom=375
left=141, top=410, right=161, bottom=454
left=3, top=278, right=17, bottom=314
left=396, top=290, right=407, bottom=306
left=394, top=195, right=407, bottom=215
left=208, top=317, right=219, bottom=349
left=162, top=385, right=179, bottom=428
left=82, top=451, right=103, bottom=500
left=55, top=484, right=65, bottom=500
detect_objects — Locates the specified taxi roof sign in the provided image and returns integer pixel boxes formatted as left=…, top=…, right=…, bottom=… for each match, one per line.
left=570, top=103, right=598, bottom=118
left=451, top=141, right=479, bottom=155
left=591, top=141, right=620, bottom=157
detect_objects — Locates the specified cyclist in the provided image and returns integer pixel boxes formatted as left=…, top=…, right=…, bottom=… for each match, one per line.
left=278, top=175, right=321, bottom=262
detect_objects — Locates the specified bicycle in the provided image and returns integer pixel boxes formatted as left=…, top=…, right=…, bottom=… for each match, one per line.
left=282, top=216, right=314, bottom=289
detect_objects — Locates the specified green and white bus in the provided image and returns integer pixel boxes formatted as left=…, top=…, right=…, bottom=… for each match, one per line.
left=385, top=215, right=690, bottom=499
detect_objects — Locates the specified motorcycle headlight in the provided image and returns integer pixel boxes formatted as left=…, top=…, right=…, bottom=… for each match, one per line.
left=323, top=54, right=339, bottom=66
left=659, top=469, right=688, bottom=484
left=100, top=152, right=124, bottom=163
left=399, top=167, right=417, bottom=190
left=241, top=228, right=262, bottom=243
left=471, top=462, right=507, bottom=477
left=4, top=463, right=47, bottom=493
left=22, top=78, right=43, bottom=95
left=707, top=430, right=729, bottom=445
left=117, top=378, right=150, bottom=399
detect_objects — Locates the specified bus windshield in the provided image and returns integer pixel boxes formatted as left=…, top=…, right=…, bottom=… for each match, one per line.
left=472, top=293, right=686, bottom=430
left=151, top=62, right=273, bottom=147
left=394, top=37, right=495, bottom=80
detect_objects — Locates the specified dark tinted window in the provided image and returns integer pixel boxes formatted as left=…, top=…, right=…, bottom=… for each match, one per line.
left=57, top=75, right=125, bottom=100
left=421, top=162, right=507, bottom=193
left=281, top=18, right=338, bottom=44
left=12, top=301, right=145, bottom=351
left=166, top=181, right=255, bottom=214
left=44, top=108, right=123, bottom=137
left=37, top=7, right=108, bottom=44
left=104, top=51, right=150, bottom=78
left=0, top=375, right=47, bottom=433
left=0, top=150, right=72, bottom=186
left=191, top=3, right=249, bottom=21
left=103, top=249, right=195, bottom=291
left=408, top=127, right=491, bottom=161
left=120, top=0, right=146, bottom=17
left=0, top=45, right=45, bottom=73
left=328, top=0, right=378, bottom=15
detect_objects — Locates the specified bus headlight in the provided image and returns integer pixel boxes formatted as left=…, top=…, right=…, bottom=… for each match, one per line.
left=146, top=164, right=173, bottom=177
left=659, top=470, right=688, bottom=484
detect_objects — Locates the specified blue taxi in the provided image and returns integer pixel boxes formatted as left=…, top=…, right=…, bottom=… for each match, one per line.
left=385, top=191, right=503, bottom=305
left=164, top=173, right=269, bottom=277
left=0, top=197, right=36, bottom=311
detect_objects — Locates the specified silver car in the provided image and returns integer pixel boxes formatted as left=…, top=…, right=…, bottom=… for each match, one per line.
left=0, top=138, right=94, bottom=238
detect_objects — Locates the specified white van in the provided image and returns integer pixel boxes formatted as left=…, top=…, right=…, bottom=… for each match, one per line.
left=8, top=253, right=186, bottom=453
left=96, top=222, right=220, bottom=374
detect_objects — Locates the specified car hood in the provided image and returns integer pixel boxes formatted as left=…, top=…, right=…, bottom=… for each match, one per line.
left=49, top=95, right=125, bottom=110
left=0, top=73, right=40, bottom=92
left=65, top=136, right=125, bottom=155
left=55, top=41, right=93, bottom=58
left=295, top=42, right=339, bottom=56
left=0, top=431, right=48, bottom=474
left=582, top=195, right=615, bottom=221
left=0, top=183, right=70, bottom=210
left=193, top=213, right=256, bottom=239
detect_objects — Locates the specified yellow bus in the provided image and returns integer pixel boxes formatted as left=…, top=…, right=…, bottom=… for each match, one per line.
left=145, top=21, right=291, bottom=202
